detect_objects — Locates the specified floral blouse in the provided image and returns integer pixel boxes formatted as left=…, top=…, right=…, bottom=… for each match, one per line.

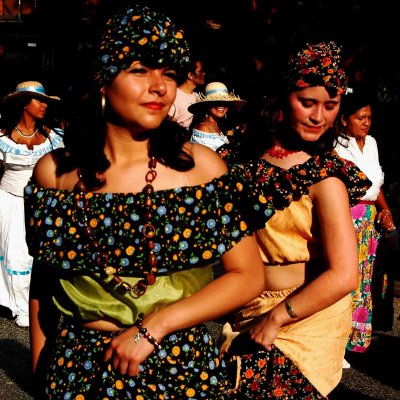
left=24, top=165, right=295, bottom=277
left=24, top=157, right=370, bottom=323
left=243, top=154, right=372, bottom=207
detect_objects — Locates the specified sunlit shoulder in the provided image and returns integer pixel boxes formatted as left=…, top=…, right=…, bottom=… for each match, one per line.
left=31, top=152, right=59, bottom=188
left=184, top=142, right=227, bottom=183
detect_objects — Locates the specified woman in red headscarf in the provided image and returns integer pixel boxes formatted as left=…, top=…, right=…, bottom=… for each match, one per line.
left=220, top=41, right=371, bottom=399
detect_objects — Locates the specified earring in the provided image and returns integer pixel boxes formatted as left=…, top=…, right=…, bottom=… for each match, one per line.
left=101, top=93, right=106, bottom=117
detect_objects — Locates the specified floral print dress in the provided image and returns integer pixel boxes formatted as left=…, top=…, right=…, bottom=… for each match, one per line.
left=347, top=202, right=381, bottom=352
left=221, top=154, right=371, bottom=399
left=24, top=165, right=295, bottom=400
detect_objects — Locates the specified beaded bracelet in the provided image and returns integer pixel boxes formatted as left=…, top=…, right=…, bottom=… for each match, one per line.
left=139, top=327, right=162, bottom=351
left=133, top=313, right=162, bottom=350
left=135, top=313, right=145, bottom=326
left=381, top=209, right=392, bottom=216
left=284, top=298, right=298, bottom=319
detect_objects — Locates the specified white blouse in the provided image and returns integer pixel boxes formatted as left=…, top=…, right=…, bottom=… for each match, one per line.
left=0, top=128, right=64, bottom=196
left=334, top=135, right=384, bottom=201
left=190, top=128, right=229, bottom=151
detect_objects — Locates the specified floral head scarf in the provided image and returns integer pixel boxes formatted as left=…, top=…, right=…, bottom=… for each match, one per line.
left=286, top=41, right=348, bottom=96
left=94, top=4, right=191, bottom=86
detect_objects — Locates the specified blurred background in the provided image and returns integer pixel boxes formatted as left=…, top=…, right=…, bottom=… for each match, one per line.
left=1, top=0, right=399, bottom=185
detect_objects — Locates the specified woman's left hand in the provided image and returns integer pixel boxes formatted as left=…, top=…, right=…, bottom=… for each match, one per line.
left=377, top=209, right=395, bottom=232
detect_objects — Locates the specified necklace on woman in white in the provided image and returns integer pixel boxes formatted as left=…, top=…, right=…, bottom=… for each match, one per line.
left=15, top=125, right=38, bottom=138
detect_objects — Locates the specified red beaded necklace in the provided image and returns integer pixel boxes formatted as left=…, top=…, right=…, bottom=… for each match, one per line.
left=76, top=157, right=158, bottom=299
left=265, top=141, right=297, bottom=159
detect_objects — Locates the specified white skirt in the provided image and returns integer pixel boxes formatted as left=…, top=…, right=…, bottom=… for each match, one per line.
left=0, top=188, right=32, bottom=317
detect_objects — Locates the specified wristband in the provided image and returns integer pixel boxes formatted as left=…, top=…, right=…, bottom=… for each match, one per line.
left=284, top=298, right=298, bottom=319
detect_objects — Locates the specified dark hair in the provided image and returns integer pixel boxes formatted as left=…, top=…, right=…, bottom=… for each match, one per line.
left=56, top=84, right=194, bottom=191
left=334, top=84, right=373, bottom=148
left=176, top=57, right=203, bottom=86
left=340, top=85, right=372, bottom=118
left=0, top=96, right=62, bottom=142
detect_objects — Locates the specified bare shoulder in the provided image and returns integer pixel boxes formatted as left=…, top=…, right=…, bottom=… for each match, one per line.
left=32, top=152, right=59, bottom=188
left=184, top=142, right=227, bottom=181
left=195, top=122, right=214, bottom=133
left=310, top=176, right=349, bottom=205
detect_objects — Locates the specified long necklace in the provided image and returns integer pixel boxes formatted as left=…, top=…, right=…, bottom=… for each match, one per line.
left=15, top=125, right=38, bottom=138
left=266, top=140, right=297, bottom=159
left=76, top=157, right=158, bottom=299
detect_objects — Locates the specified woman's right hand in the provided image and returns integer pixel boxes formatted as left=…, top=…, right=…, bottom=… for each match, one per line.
left=104, top=325, right=161, bottom=376
left=249, top=311, right=283, bottom=352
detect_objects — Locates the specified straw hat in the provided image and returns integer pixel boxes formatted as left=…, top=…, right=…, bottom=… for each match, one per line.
left=188, top=82, right=246, bottom=113
left=1, top=81, right=61, bottom=104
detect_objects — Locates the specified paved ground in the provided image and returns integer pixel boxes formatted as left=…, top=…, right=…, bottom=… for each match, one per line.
left=330, top=294, right=400, bottom=400
left=1, top=293, right=399, bottom=399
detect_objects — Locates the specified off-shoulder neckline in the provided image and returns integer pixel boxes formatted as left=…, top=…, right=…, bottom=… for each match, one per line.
left=254, top=155, right=317, bottom=173
left=26, top=166, right=243, bottom=197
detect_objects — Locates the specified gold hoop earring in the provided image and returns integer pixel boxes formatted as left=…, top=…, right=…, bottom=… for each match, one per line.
left=101, top=93, right=106, bottom=117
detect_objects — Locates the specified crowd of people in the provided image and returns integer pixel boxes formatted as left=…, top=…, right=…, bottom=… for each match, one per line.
left=0, top=2, right=398, bottom=399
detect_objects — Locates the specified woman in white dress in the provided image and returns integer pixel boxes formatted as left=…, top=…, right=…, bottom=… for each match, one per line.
left=0, top=81, right=64, bottom=327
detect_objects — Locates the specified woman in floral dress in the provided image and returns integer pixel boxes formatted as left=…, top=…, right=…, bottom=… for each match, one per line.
left=220, top=41, right=371, bottom=399
left=25, top=4, right=293, bottom=399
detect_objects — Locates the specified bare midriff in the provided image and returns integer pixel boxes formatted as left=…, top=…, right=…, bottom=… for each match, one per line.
left=264, top=262, right=306, bottom=291
left=82, top=319, right=126, bottom=331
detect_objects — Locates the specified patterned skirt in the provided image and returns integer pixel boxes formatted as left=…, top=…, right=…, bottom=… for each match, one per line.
left=347, top=202, right=381, bottom=352
left=220, top=288, right=352, bottom=398
left=223, top=344, right=326, bottom=400
left=39, top=318, right=228, bottom=399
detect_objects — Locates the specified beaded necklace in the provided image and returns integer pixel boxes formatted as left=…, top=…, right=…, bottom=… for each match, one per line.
left=76, top=157, right=158, bottom=299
